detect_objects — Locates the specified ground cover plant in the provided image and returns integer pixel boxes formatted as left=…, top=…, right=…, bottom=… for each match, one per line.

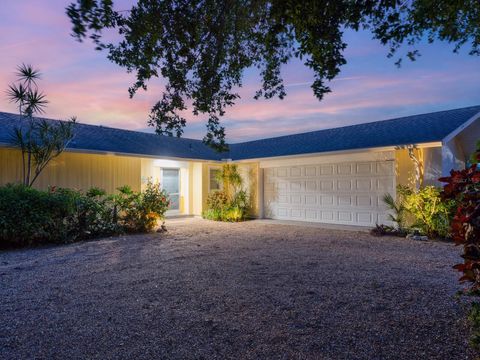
left=0, top=180, right=170, bottom=249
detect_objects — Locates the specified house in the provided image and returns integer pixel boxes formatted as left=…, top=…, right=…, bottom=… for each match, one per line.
left=0, top=106, right=479, bottom=227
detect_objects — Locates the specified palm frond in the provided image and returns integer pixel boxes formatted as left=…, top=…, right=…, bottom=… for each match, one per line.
left=24, top=89, right=48, bottom=115
left=6, top=83, right=27, bottom=104
left=16, top=63, right=41, bottom=88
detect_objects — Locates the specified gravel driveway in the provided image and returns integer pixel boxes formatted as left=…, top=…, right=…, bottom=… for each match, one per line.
left=0, top=218, right=475, bottom=359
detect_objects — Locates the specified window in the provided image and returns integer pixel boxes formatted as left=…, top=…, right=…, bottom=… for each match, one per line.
left=209, top=168, right=222, bottom=191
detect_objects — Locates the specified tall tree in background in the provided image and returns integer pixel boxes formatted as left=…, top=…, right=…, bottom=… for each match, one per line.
left=66, top=0, right=480, bottom=151
left=7, top=64, right=76, bottom=187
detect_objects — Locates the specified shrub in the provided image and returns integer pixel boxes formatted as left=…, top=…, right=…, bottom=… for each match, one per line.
left=440, top=142, right=480, bottom=349
left=0, top=184, right=69, bottom=246
left=67, top=187, right=120, bottom=238
left=0, top=180, right=170, bottom=248
left=397, top=185, right=456, bottom=238
left=382, top=192, right=408, bottom=234
left=114, top=180, right=170, bottom=233
left=202, top=165, right=250, bottom=222
left=0, top=184, right=118, bottom=247
left=370, top=224, right=406, bottom=237
left=206, top=190, right=229, bottom=211
left=440, top=148, right=480, bottom=290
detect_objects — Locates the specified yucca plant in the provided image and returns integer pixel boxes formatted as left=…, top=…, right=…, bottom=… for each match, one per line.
left=6, top=64, right=76, bottom=187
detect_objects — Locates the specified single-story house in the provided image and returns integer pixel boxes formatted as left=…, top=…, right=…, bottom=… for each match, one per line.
left=0, top=105, right=479, bottom=227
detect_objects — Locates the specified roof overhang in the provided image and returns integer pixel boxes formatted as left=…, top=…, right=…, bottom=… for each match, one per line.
left=232, top=142, right=442, bottom=163
left=442, top=110, right=480, bottom=143
left=0, top=143, right=223, bottom=163
left=0, top=140, right=445, bottom=164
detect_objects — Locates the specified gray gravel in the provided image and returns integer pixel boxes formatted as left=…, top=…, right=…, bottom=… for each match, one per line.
left=0, top=218, right=475, bottom=359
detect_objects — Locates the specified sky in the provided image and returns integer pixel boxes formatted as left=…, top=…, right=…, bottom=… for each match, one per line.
left=0, top=1, right=479, bottom=143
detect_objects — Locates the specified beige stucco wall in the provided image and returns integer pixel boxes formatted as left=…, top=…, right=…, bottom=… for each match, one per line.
left=200, top=162, right=260, bottom=218
left=0, top=147, right=206, bottom=216
left=189, top=162, right=204, bottom=216
left=1, top=145, right=446, bottom=218
left=140, top=158, right=196, bottom=215
left=237, top=162, right=259, bottom=217
left=395, top=148, right=418, bottom=189
left=395, top=146, right=443, bottom=189
left=0, top=147, right=142, bottom=193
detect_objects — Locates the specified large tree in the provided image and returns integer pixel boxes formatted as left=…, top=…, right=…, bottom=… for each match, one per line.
left=67, top=0, right=480, bottom=151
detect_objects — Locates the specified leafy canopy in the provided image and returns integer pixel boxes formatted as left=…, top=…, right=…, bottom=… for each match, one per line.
left=67, top=0, right=480, bottom=151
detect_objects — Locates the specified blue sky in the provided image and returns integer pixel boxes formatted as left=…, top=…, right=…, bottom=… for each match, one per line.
left=0, top=0, right=479, bottom=142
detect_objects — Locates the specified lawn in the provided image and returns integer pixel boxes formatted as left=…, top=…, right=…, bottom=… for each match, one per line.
left=0, top=218, right=474, bottom=359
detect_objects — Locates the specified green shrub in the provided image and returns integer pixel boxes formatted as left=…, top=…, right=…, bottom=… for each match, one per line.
left=0, top=180, right=170, bottom=248
left=202, top=208, right=223, bottom=221
left=380, top=185, right=457, bottom=238
left=398, top=185, right=456, bottom=238
left=70, top=187, right=120, bottom=238
left=468, top=302, right=480, bottom=349
left=202, top=165, right=250, bottom=222
left=114, top=180, right=170, bottom=233
left=206, top=191, right=229, bottom=211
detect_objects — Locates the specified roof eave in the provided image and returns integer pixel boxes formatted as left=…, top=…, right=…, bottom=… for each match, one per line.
left=442, top=110, right=480, bottom=144
left=0, top=143, right=223, bottom=163
left=232, top=142, right=442, bottom=163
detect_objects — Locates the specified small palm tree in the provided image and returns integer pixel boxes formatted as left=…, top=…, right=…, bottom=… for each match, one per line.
left=6, top=64, right=76, bottom=187
left=382, top=192, right=407, bottom=232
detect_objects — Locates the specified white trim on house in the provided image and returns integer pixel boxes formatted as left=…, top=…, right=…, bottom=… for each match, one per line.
left=233, top=142, right=441, bottom=165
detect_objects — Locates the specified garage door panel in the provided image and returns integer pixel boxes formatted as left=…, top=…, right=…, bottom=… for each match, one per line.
left=263, top=160, right=395, bottom=226
left=305, top=166, right=317, bottom=176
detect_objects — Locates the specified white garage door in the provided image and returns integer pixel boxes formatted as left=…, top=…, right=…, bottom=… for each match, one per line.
left=263, top=160, right=395, bottom=226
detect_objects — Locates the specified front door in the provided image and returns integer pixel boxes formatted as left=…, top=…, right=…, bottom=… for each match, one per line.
left=162, top=168, right=180, bottom=212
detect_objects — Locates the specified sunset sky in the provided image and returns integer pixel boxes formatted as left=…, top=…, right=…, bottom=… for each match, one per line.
left=1, top=0, right=479, bottom=143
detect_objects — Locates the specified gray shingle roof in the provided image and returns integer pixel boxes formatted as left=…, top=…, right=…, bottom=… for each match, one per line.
left=228, top=105, right=480, bottom=160
left=0, top=105, right=479, bottom=161
left=0, top=112, right=224, bottom=161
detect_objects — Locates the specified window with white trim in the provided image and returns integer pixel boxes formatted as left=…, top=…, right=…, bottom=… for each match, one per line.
left=209, top=168, right=222, bottom=191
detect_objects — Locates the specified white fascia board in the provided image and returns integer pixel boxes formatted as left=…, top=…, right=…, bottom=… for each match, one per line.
left=442, top=111, right=480, bottom=143
left=232, top=142, right=441, bottom=165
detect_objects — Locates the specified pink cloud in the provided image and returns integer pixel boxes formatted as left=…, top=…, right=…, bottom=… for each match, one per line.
left=0, top=0, right=479, bottom=143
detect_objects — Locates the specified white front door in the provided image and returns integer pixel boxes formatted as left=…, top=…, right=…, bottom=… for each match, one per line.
left=263, top=160, right=395, bottom=226
left=162, top=168, right=180, bottom=213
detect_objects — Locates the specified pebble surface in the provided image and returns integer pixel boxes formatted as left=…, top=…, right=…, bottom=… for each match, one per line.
left=0, top=218, right=476, bottom=359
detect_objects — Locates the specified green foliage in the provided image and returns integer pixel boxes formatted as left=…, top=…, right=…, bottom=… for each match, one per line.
left=215, top=164, right=242, bottom=199
left=7, top=64, right=75, bottom=187
left=67, top=1, right=480, bottom=150
left=114, top=180, right=170, bottom=233
left=468, top=302, right=480, bottom=349
left=471, top=141, right=480, bottom=165
left=440, top=143, right=480, bottom=351
left=397, top=185, right=456, bottom=238
left=206, top=190, right=229, bottom=211
left=382, top=192, right=407, bottom=232
left=0, top=181, right=170, bottom=249
left=0, top=184, right=118, bottom=247
left=203, top=165, right=250, bottom=222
